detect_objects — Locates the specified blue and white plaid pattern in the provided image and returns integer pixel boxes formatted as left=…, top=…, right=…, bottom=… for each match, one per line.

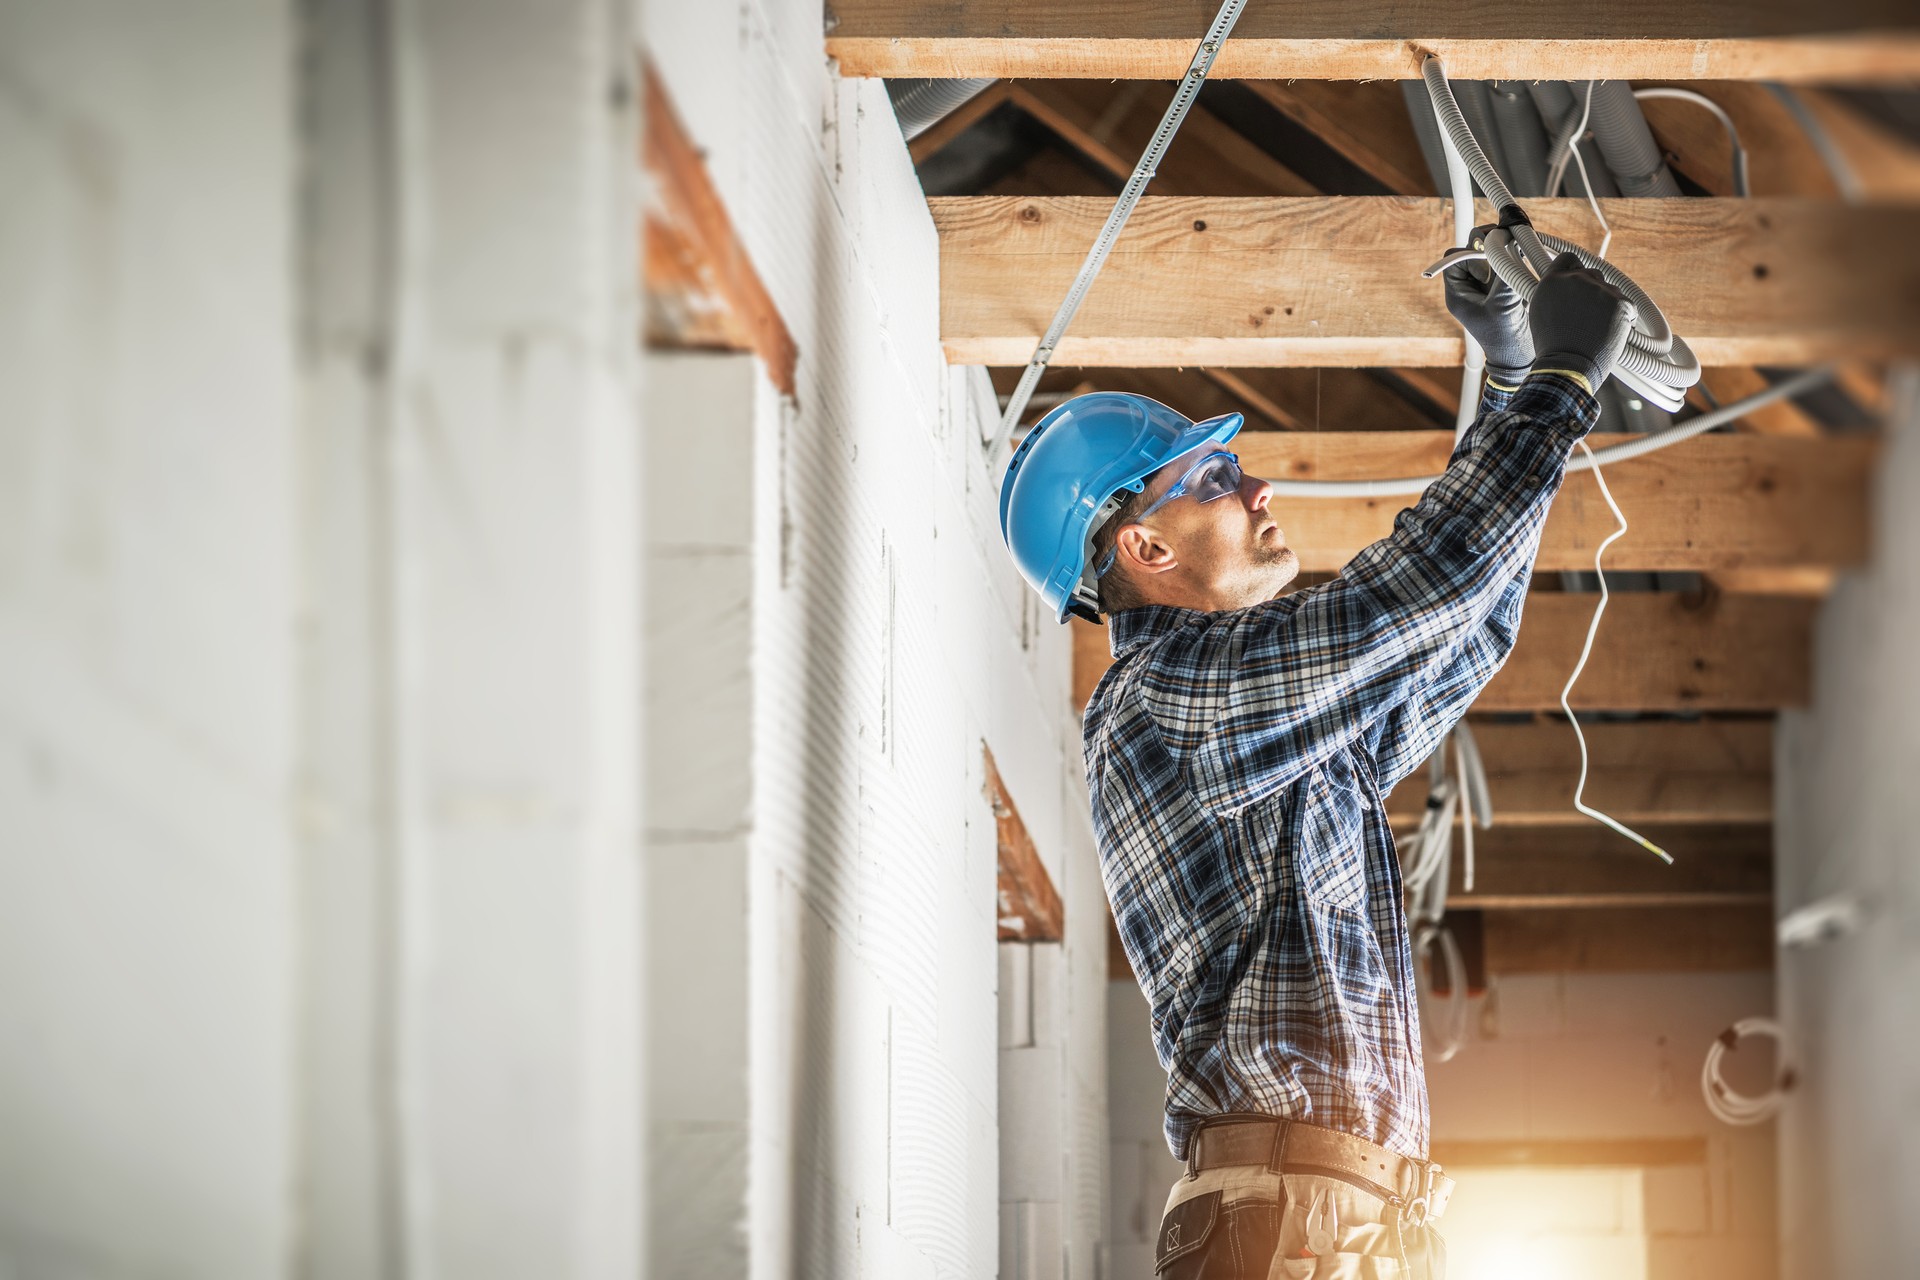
left=1084, top=377, right=1600, bottom=1160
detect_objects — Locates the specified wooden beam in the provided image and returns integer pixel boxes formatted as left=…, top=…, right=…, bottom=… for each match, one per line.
left=1383, top=720, right=1772, bottom=827
left=907, top=81, right=1011, bottom=164
left=1705, top=567, right=1838, bottom=596
left=1482, top=904, right=1774, bottom=972
left=933, top=197, right=1920, bottom=368
left=642, top=64, right=798, bottom=396
left=1436, top=824, right=1772, bottom=910
left=1234, top=432, right=1874, bottom=574
left=1242, top=81, right=1435, bottom=196
left=1009, top=81, right=1318, bottom=196
left=826, top=2, right=1920, bottom=82
left=1477, top=594, right=1814, bottom=712
left=1072, top=593, right=1816, bottom=712
left=985, top=747, right=1065, bottom=942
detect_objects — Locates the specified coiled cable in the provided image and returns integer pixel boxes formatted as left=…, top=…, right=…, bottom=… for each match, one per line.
left=1702, top=1017, right=1796, bottom=1125
left=1420, top=58, right=1702, bottom=413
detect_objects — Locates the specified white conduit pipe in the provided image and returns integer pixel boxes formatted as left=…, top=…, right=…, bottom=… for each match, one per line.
left=1420, top=59, right=1702, bottom=414
left=1265, top=366, right=1834, bottom=499
left=1434, top=87, right=1485, bottom=442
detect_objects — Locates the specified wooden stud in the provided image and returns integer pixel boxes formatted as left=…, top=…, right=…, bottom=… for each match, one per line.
left=933, top=197, right=1920, bottom=368
left=827, top=1, right=1920, bottom=82
left=1232, top=431, right=1875, bottom=574
left=984, top=747, right=1066, bottom=943
left=1242, top=80, right=1435, bottom=195
left=1382, top=720, right=1772, bottom=827
left=642, top=63, right=798, bottom=396
left=1073, top=593, right=1817, bottom=713
left=1481, top=904, right=1774, bottom=972
left=1436, top=824, right=1772, bottom=909
left=908, top=81, right=1013, bottom=164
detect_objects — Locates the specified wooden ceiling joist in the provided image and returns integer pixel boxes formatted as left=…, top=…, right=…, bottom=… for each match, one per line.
left=1072, top=592, right=1816, bottom=713
left=932, top=197, right=1920, bottom=368
left=826, top=1, right=1920, bottom=82
left=1381, top=720, right=1772, bottom=827
left=1232, top=431, right=1874, bottom=574
left=1441, top=824, right=1772, bottom=910
left=1481, top=904, right=1773, bottom=972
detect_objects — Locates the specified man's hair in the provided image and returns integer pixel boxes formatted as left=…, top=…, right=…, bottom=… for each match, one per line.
left=1090, top=485, right=1151, bottom=615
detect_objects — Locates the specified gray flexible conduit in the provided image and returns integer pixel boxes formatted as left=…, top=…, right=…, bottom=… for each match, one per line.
left=1584, top=81, right=1683, bottom=197
left=886, top=78, right=997, bottom=141
left=1420, top=59, right=1699, bottom=412
left=1488, top=81, right=1553, bottom=196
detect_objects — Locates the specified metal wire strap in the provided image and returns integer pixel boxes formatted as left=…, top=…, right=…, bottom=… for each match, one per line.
left=986, top=0, right=1252, bottom=468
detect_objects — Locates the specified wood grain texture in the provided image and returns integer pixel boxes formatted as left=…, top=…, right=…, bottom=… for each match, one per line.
left=1382, top=720, right=1772, bottom=826
left=1437, top=824, right=1772, bottom=909
left=828, top=1, right=1920, bottom=81
left=1482, top=904, right=1773, bottom=972
left=1072, top=593, right=1816, bottom=712
left=1236, top=432, right=1874, bottom=573
left=1243, top=81, right=1435, bottom=195
left=932, top=197, right=1920, bottom=367
left=642, top=64, right=797, bottom=395
left=1010, top=81, right=1318, bottom=196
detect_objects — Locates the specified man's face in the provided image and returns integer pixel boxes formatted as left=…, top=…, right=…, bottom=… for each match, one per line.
left=1120, top=446, right=1300, bottom=608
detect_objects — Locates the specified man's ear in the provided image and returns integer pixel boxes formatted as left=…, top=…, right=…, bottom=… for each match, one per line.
left=1114, top=523, right=1178, bottom=577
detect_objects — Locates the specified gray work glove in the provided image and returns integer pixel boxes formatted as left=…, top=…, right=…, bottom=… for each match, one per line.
left=1440, top=224, right=1533, bottom=385
left=1527, top=251, right=1635, bottom=393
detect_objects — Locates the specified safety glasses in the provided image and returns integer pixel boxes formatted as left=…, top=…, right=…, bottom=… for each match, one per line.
left=1093, top=451, right=1245, bottom=578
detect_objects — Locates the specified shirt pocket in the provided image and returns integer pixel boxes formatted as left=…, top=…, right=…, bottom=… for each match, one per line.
left=1295, top=769, right=1368, bottom=915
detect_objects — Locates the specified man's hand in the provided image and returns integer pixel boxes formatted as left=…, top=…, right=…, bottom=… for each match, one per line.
left=1440, top=224, right=1533, bottom=386
left=1527, top=251, right=1636, bottom=395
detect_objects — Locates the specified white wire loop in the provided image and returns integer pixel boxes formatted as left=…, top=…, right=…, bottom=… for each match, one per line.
left=1702, top=1017, right=1796, bottom=1125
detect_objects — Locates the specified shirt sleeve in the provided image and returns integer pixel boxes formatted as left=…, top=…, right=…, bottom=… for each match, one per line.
left=1157, top=375, right=1601, bottom=815
left=1360, top=374, right=1534, bottom=792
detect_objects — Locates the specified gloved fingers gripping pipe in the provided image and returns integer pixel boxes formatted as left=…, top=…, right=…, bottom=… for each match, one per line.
left=1421, top=58, right=1701, bottom=413
left=1264, top=366, right=1834, bottom=500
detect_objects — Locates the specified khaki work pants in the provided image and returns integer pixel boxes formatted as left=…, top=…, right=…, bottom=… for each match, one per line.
left=1153, top=1165, right=1446, bottom=1279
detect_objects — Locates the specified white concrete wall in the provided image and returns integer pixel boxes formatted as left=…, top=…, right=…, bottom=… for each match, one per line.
left=640, top=3, right=1094, bottom=1276
left=2, top=0, right=646, bottom=1275
left=0, top=4, right=298, bottom=1274
left=1774, top=367, right=1920, bottom=1280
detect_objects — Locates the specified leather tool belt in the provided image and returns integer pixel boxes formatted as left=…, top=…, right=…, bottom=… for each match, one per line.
left=1183, top=1113, right=1455, bottom=1225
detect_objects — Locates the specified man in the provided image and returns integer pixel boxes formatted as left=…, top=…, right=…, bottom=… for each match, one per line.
left=999, top=246, right=1635, bottom=1278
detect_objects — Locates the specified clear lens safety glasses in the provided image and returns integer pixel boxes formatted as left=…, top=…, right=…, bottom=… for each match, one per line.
left=1093, top=451, right=1245, bottom=579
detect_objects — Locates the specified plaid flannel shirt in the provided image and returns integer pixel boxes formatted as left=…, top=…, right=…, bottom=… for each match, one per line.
left=1084, top=375, right=1601, bottom=1160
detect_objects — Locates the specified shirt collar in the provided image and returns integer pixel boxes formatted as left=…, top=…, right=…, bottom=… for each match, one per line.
left=1107, top=604, right=1207, bottom=658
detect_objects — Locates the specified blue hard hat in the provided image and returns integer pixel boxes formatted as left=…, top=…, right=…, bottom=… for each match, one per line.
left=999, top=391, right=1243, bottom=623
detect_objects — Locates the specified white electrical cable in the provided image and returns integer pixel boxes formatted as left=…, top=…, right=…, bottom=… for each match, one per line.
left=1633, top=87, right=1750, bottom=197
left=1702, top=1017, right=1796, bottom=1125
left=1557, top=439, right=1673, bottom=864
left=1544, top=80, right=1598, bottom=206
left=1263, top=366, right=1834, bottom=499
left=986, top=0, right=1250, bottom=465
left=1413, top=922, right=1469, bottom=1065
left=1433, top=82, right=1485, bottom=441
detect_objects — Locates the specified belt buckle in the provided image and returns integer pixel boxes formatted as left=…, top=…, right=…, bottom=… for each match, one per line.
left=1402, top=1161, right=1443, bottom=1228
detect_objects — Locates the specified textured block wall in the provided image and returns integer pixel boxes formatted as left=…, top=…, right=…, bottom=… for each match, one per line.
left=642, top=3, right=1101, bottom=1277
